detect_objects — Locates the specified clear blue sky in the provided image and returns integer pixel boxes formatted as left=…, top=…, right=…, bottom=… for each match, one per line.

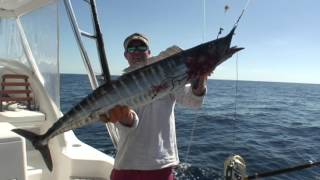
left=59, top=0, right=320, bottom=84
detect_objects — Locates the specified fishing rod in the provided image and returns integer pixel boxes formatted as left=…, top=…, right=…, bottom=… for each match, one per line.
left=224, top=155, right=320, bottom=180
left=245, top=160, right=320, bottom=179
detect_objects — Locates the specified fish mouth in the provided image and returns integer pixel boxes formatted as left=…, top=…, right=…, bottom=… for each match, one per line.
left=216, top=46, right=244, bottom=66
left=229, top=46, right=244, bottom=54
left=223, top=26, right=237, bottom=48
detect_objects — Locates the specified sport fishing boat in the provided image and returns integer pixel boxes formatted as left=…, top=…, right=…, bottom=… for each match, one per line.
left=0, top=0, right=115, bottom=179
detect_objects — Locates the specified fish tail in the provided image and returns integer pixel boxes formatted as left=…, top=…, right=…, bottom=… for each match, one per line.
left=12, top=129, right=53, bottom=171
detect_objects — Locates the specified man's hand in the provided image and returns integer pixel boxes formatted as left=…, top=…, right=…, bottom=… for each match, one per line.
left=191, top=73, right=208, bottom=96
left=100, top=105, right=135, bottom=127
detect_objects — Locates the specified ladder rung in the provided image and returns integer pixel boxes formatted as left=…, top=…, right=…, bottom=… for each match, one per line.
left=0, top=90, right=32, bottom=94
left=0, top=97, right=32, bottom=101
left=1, top=82, right=30, bottom=86
left=82, top=0, right=90, bottom=4
left=2, top=74, right=28, bottom=79
left=80, top=30, right=96, bottom=39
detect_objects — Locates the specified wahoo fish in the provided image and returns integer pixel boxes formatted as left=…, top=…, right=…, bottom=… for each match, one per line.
left=12, top=26, right=243, bottom=171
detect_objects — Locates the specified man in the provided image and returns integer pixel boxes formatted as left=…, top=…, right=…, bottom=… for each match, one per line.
left=101, top=33, right=208, bottom=180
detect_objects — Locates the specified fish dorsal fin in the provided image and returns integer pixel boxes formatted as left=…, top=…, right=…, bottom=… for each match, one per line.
left=123, top=45, right=183, bottom=74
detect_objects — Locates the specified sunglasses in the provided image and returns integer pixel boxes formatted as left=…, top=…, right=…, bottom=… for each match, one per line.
left=127, top=46, right=148, bottom=53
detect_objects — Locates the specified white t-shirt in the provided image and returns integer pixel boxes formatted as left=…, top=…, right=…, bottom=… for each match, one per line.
left=114, top=84, right=205, bottom=170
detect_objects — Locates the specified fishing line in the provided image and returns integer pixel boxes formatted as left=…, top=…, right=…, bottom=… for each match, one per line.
left=202, top=0, right=206, bottom=42
left=233, top=0, right=251, bottom=28
left=229, top=1, right=320, bottom=178
left=229, top=0, right=252, bottom=149
left=232, top=52, right=239, bottom=147
left=185, top=0, right=207, bottom=164
left=185, top=0, right=252, bottom=167
left=185, top=111, right=199, bottom=163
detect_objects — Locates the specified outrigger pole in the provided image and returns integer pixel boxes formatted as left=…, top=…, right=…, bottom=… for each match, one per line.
left=88, top=0, right=111, bottom=84
left=64, top=0, right=111, bottom=87
left=64, top=0, right=118, bottom=148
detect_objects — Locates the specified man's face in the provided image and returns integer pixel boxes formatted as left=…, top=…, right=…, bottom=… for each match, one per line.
left=124, top=40, right=151, bottom=66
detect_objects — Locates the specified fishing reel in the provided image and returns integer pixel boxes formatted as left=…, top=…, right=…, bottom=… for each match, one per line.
left=224, top=154, right=247, bottom=180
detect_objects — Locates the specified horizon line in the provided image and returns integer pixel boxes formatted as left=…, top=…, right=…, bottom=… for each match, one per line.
left=60, top=73, right=320, bottom=85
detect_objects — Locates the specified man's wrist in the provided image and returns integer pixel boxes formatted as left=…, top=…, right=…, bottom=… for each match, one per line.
left=192, top=85, right=206, bottom=96
left=192, top=78, right=207, bottom=96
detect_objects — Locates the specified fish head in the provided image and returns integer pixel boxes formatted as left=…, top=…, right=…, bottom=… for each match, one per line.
left=207, top=26, right=243, bottom=63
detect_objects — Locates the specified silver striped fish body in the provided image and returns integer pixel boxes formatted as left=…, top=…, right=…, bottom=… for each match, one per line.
left=40, top=26, right=245, bottom=144
left=41, top=53, right=188, bottom=143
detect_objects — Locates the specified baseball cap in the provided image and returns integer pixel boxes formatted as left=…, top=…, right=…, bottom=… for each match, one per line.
left=123, top=33, right=149, bottom=49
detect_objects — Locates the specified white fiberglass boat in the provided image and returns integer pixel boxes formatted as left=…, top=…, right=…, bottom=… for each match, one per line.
left=0, top=0, right=115, bottom=179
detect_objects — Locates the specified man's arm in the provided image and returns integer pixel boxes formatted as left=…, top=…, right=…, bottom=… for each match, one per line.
left=173, top=74, right=208, bottom=109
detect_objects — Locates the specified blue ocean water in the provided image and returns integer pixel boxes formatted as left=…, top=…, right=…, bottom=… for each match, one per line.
left=61, top=74, right=320, bottom=180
